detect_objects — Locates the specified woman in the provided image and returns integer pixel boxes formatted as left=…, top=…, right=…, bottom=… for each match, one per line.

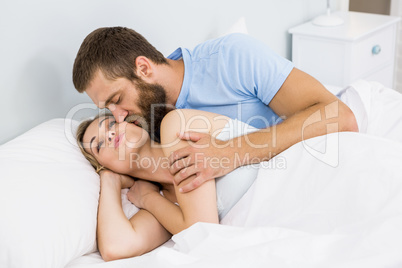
left=76, top=109, right=259, bottom=261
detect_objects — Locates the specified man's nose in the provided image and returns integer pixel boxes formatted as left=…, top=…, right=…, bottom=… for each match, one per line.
left=111, top=109, right=128, bottom=123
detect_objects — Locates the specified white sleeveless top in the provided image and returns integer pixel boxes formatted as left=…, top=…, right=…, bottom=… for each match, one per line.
left=215, top=119, right=260, bottom=220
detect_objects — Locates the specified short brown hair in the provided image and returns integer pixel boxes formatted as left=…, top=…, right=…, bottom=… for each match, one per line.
left=73, top=27, right=167, bottom=93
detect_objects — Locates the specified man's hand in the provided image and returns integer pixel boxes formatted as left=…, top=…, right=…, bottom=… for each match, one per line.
left=127, top=180, right=160, bottom=208
left=168, top=131, right=236, bottom=193
left=99, top=170, right=135, bottom=189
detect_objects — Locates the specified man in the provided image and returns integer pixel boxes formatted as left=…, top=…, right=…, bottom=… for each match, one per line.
left=73, top=27, right=358, bottom=193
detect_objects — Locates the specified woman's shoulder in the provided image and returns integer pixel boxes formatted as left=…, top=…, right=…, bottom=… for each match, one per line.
left=161, top=109, right=260, bottom=141
left=161, top=109, right=231, bottom=137
left=216, top=118, right=259, bottom=141
left=163, top=109, right=229, bottom=121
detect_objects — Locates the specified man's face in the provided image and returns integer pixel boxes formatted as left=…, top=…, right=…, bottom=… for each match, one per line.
left=86, top=70, right=171, bottom=138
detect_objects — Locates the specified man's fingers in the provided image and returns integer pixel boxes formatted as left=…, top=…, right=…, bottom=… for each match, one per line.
left=179, top=165, right=199, bottom=180
left=177, top=131, right=205, bottom=142
left=170, top=155, right=199, bottom=175
left=169, top=147, right=191, bottom=165
left=170, top=157, right=188, bottom=175
left=178, top=175, right=205, bottom=193
left=172, top=164, right=200, bottom=185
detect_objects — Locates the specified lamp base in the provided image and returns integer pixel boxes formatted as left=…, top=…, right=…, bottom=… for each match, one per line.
left=313, top=14, right=344, bottom=27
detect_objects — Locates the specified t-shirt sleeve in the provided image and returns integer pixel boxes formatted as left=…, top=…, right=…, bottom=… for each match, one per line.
left=220, top=33, right=294, bottom=105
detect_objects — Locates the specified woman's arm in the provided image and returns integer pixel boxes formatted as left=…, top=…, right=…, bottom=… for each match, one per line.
left=97, top=171, right=171, bottom=261
left=128, top=177, right=218, bottom=235
left=128, top=109, right=229, bottom=234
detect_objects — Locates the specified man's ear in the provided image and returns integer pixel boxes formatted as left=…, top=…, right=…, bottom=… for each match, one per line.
left=135, top=56, right=153, bottom=79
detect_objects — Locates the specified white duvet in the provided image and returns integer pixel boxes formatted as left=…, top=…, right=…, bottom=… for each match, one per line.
left=66, top=80, right=402, bottom=267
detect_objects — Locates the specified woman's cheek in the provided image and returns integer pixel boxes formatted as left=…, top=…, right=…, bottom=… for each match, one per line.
left=125, top=128, right=148, bottom=149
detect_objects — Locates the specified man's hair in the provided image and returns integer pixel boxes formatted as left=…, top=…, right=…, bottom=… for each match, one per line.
left=72, top=27, right=167, bottom=93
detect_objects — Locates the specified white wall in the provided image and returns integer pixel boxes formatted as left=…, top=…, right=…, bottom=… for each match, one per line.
left=0, top=0, right=341, bottom=144
left=391, top=0, right=402, bottom=92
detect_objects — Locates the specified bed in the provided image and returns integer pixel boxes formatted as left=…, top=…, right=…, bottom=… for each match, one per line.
left=1, top=80, right=402, bottom=268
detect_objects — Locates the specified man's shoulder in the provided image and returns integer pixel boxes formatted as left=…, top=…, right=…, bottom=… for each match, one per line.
left=192, top=33, right=252, bottom=58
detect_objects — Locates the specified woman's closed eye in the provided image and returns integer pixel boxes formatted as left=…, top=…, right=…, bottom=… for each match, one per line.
left=97, top=141, right=104, bottom=152
left=95, top=118, right=116, bottom=153
left=97, top=119, right=116, bottom=152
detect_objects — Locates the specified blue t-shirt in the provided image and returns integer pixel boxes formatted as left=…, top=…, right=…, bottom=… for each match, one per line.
left=168, top=33, right=294, bottom=129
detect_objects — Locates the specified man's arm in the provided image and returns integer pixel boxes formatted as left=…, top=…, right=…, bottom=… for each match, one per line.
left=169, top=68, right=358, bottom=192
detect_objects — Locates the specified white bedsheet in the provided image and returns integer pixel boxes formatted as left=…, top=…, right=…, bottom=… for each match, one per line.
left=66, top=81, right=402, bottom=267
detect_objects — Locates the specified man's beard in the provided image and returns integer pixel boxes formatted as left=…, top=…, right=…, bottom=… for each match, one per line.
left=133, top=80, right=174, bottom=143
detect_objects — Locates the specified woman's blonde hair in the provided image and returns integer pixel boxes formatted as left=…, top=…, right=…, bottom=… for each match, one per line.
left=76, top=113, right=111, bottom=173
left=76, top=113, right=148, bottom=174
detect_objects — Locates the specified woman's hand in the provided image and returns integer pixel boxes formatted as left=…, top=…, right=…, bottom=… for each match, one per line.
left=127, top=180, right=160, bottom=209
left=99, top=170, right=135, bottom=189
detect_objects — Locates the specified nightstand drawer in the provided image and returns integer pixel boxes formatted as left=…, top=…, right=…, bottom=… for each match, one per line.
left=363, top=64, right=394, bottom=88
left=352, top=26, right=395, bottom=79
left=289, top=12, right=400, bottom=88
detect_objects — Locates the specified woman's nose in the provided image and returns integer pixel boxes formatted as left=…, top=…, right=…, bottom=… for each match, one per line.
left=107, top=130, right=116, bottom=142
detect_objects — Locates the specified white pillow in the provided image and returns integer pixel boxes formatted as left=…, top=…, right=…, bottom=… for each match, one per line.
left=0, top=119, right=100, bottom=268
left=221, top=16, right=248, bottom=37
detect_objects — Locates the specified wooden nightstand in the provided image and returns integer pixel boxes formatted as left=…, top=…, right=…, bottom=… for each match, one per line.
left=289, top=11, right=400, bottom=88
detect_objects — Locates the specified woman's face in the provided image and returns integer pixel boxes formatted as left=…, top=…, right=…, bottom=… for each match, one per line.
left=82, top=116, right=149, bottom=174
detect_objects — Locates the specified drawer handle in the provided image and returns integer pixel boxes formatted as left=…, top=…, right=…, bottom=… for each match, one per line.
left=372, top=45, right=381, bottom=55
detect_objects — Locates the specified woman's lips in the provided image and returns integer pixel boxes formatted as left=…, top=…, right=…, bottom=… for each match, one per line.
left=114, top=133, right=125, bottom=148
